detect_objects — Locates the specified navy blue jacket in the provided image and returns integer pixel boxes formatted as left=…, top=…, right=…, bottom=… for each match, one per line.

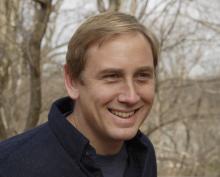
left=0, top=97, right=157, bottom=177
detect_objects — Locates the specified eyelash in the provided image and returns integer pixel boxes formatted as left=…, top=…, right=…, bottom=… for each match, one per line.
left=103, top=74, right=120, bottom=80
left=136, top=73, right=152, bottom=80
left=102, top=73, right=153, bottom=82
left=106, top=74, right=119, bottom=78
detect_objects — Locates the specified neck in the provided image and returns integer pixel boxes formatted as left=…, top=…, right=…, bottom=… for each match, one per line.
left=67, top=113, right=124, bottom=155
left=93, top=138, right=124, bottom=155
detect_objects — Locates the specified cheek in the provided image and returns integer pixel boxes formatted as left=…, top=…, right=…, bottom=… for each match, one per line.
left=140, top=85, right=155, bottom=103
left=83, top=84, right=118, bottom=105
left=95, top=86, right=120, bottom=104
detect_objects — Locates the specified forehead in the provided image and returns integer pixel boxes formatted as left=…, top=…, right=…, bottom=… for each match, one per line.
left=84, top=32, right=154, bottom=70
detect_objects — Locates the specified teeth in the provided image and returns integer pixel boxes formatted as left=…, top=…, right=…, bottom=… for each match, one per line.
left=110, top=110, right=135, bottom=118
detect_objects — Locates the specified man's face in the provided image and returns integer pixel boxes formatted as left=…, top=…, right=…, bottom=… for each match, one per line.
left=70, top=32, right=155, bottom=146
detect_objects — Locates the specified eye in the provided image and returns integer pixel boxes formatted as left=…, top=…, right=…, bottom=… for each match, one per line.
left=103, top=73, right=121, bottom=82
left=105, top=74, right=119, bottom=78
left=136, top=72, right=153, bottom=81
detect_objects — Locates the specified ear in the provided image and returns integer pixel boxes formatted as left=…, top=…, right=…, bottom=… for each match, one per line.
left=64, top=64, right=80, bottom=99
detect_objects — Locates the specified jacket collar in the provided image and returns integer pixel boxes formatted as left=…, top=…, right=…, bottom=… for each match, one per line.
left=48, top=97, right=90, bottom=162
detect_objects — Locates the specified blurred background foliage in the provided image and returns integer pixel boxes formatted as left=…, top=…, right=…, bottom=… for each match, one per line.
left=0, top=0, right=219, bottom=176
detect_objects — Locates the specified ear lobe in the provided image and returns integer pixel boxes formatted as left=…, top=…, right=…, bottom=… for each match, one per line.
left=64, top=64, right=79, bottom=99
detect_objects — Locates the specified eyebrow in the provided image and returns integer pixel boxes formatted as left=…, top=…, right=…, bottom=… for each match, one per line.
left=135, top=66, right=154, bottom=73
left=97, top=66, right=154, bottom=77
left=98, top=68, right=123, bottom=75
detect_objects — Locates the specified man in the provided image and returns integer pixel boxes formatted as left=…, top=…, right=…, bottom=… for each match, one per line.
left=0, top=12, right=159, bottom=177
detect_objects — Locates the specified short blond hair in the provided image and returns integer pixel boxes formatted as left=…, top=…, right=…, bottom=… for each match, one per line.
left=66, top=12, right=159, bottom=79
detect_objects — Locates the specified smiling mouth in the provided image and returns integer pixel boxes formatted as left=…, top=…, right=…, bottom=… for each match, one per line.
left=108, top=108, right=139, bottom=119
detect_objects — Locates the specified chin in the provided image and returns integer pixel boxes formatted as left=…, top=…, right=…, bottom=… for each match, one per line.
left=110, top=128, right=138, bottom=141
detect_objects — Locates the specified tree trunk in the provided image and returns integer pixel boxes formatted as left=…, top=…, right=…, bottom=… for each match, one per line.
left=24, top=0, right=52, bottom=130
left=0, top=102, right=7, bottom=139
left=97, top=0, right=121, bottom=12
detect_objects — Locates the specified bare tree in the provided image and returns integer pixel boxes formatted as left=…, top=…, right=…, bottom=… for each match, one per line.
left=22, top=0, right=52, bottom=130
left=97, top=0, right=122, bottom=12
left=0, top=0, right=53, bottom=138
left=0, top=0, right=22, bottom=138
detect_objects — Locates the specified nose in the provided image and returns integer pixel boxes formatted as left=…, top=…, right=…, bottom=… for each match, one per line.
left=118, top=81, right=140, bottom=105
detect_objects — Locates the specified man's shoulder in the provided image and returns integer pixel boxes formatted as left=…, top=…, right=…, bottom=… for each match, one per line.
left=0, top=123, right=50, bottom=163
left=0, top=122, right=84, bottom=177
